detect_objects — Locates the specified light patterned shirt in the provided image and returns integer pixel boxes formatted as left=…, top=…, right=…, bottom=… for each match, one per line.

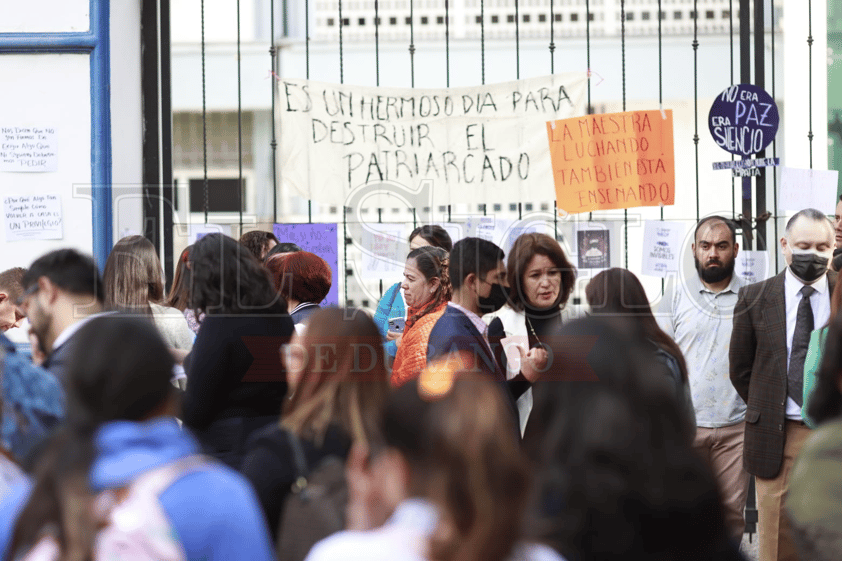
left=656, top=273, right=746, bottom=428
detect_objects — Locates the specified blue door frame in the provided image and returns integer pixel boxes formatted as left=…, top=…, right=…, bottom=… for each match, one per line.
left=0, top=0, right=113, bottom=268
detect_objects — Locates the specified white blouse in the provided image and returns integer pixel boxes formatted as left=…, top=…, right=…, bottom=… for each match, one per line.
left=305, top=498, right=566, bottom=561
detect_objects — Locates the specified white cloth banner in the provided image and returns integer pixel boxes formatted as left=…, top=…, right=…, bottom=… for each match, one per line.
left=278, top=74, right=589, bottom=209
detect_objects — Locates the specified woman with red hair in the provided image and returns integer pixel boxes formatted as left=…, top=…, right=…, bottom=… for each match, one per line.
left=266, top=251, right=332, bottom=332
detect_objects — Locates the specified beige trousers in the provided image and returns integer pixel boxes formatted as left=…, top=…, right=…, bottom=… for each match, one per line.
left=755, top=420, right=811, bottom=561
left=693, top=421, right=750, bottom=541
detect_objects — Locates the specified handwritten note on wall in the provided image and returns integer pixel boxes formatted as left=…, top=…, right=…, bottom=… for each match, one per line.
left=360, top=223, right=407, bottom=280
left=778, top=167, right=839, bottom=212
left=4, top=193, right=63, bottom=241
left=279, top=74, right=588, bottom=207
left=547, top=110, right=676, bottom=214
left=0, top=127, right=58, bottom=172
left=272, top=223, right=340, bottom=307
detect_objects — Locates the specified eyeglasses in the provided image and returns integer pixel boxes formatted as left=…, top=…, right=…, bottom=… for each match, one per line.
left=16, top=284, right=39, bottom=307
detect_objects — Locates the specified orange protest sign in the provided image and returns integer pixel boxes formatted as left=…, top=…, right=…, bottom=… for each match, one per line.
left=546, top=109, right=675, bottom=214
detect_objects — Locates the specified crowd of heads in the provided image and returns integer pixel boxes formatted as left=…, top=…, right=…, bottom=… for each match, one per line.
left=4, top=209, right=842, bottom=561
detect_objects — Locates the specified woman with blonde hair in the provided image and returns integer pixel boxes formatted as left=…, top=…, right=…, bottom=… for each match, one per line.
left=305, top=367, right=562, bottom=561
left=240, top=307, right=391, bottom=543
left=390, top=246, right=452, bottom=387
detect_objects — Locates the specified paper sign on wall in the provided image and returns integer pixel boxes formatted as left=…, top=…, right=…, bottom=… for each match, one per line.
left=0, top=126, right=58, bottom=172
left=641, top=221, right=686, bottom=278
left=576, top=228, right=611, bottom=270
left=735, top=250, right=770, bottom=284
left=441, top=222, right=467, bottom=245
left=188, top=224, right=232, bottom=244
left=273, top=223, right=340, bottom=307
left=360, top=223, right=407, bottom=280
left=4, top=193, right=62, bottom=241
left=778, top=167, right=839, bottom=212
left=547, top=110, right=676, bottom=214
left=501, top=221, right=551, bottom=256
left=458, top=215, right=549, bottom=256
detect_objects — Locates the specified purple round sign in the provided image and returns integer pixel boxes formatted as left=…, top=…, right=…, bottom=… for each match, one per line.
left=708, top=84, right=779, bottom=157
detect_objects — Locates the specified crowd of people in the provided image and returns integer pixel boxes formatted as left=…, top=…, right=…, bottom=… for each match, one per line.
left=0, top=205, right=841, bottom=560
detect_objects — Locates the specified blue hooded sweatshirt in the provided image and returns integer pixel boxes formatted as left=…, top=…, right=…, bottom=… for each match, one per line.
left=0, top=417, right=275, bottom=561
left=0, top=332, right=64, bottom=462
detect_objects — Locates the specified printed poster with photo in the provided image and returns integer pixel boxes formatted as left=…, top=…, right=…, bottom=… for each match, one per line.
left=576, top=229, right=610, bottom=270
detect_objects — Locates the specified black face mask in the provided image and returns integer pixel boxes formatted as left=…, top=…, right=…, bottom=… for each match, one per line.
left=478, top=282, right=508, bottom=314
left=789, top=253, right=829, bottom=283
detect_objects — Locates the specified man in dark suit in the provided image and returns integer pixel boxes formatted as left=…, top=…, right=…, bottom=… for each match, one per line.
left=18, top=249, right=105, bottom=381
left=730, top=208, right=837, bottom=561
left=427, top=237, right=508, bottom=380
left=427, top=237, right=535, bottom=432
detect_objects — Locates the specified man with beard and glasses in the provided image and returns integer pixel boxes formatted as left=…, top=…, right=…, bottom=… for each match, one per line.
left=730, top=209, right=836, bottom=561
left=657, top=215, right=749, bottom=541
left=18, top=249, right=107, bottom=382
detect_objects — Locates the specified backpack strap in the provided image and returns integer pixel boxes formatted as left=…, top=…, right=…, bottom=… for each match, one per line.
left=125, top=454, right=210, bottom=499
left=285, top=431, right=310, bottom=493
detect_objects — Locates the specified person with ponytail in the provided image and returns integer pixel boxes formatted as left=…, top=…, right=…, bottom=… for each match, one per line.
left=372, top=226, right=453, bottom=359
left=390, top=247, right=452, bottom=387
left=0, top=315, right=274, bottom=561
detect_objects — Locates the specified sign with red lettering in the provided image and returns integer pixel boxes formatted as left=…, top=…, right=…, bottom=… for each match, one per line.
left=546, top=110, right=676, bottom=214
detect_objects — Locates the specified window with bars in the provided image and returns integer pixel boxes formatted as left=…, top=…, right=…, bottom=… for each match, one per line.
left=310, top=0, right=752, bottom=40
left=188, top=179, right=245, bottom=213
left=172, top=112, right=254, bottom=169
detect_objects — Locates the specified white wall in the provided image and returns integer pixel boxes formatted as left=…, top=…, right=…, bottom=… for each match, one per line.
left=110, top=0, right=146, bottom=240
left=0, top=54, right=94, bottom=266
left=0, top=0, right=89, bottom=33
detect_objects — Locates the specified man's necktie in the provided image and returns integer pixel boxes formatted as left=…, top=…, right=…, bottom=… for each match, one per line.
left=787, top=285, right=815, bottom=407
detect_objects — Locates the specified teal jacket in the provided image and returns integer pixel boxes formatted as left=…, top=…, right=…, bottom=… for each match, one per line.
left=372, top=282, right=404, bottom=358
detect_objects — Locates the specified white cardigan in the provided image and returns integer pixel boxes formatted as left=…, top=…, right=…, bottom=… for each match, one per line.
left=483, top=304, right=582, bottom=433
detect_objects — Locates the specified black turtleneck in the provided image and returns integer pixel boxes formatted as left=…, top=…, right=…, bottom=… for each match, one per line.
left=487, top=302, right=565, bottom=400
left=522, top=302, right=564, bottom=349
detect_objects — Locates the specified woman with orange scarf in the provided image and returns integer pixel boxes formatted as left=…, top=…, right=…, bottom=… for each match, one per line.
left=391, top=246, right=452, bottom=387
